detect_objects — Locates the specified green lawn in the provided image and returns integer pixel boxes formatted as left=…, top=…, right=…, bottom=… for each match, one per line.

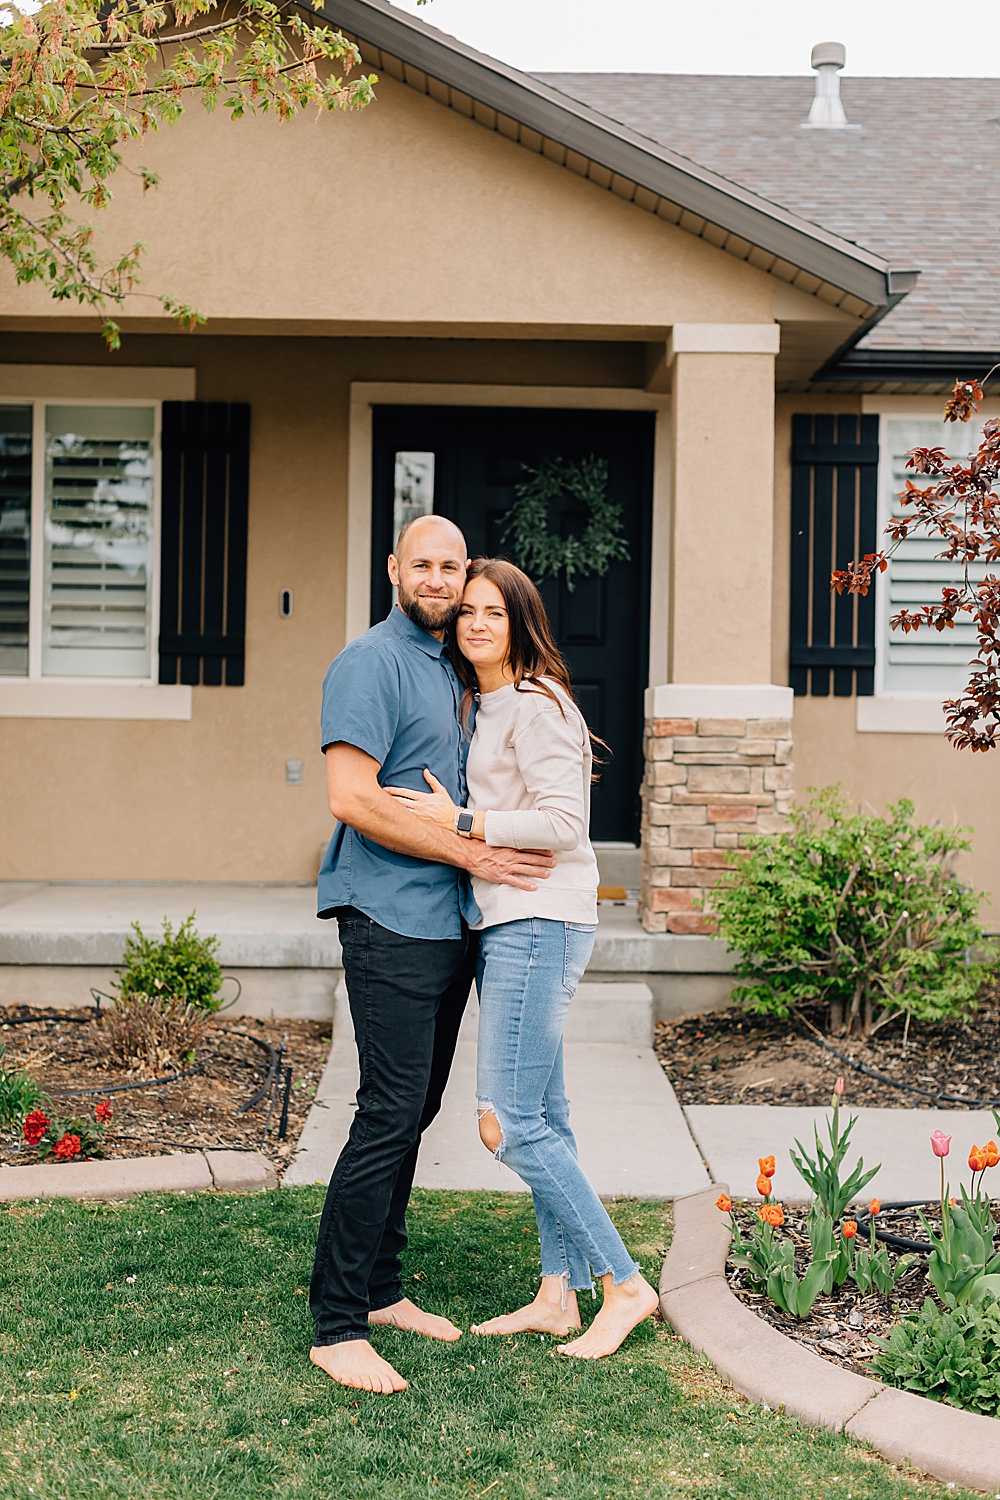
left=0, top=1187, right=973, bottom=1499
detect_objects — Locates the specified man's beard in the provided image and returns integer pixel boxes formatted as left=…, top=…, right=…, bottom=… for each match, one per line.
left=398, top=584, right=462, bottom=634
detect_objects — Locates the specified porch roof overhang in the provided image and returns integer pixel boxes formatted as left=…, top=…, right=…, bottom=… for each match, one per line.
left=309, top=0, right=917, bottom=329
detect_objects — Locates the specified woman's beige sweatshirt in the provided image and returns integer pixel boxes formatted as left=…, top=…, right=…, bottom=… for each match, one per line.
left=465, top=679, right=599, bottom=930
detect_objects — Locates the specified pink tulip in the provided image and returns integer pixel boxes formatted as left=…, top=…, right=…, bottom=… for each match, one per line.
left=930, top=1131, right=952, bottom=1158
left=833, top=1077, right=845, bottom=1095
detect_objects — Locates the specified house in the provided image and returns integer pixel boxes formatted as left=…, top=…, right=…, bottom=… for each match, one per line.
left=1, top=0, right=998, bottom=1006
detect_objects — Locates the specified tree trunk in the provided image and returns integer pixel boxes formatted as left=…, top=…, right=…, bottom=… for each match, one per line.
left=863, top=994, right=874, bottom=1036
left=829, top=1000, right=844, bottom=1036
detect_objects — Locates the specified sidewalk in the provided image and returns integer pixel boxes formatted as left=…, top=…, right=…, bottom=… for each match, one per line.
left=284, top=982, right=710, bottom=1199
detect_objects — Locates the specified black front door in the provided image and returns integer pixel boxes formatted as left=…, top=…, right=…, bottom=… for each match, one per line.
left=370, top=406, right=653, bottom=843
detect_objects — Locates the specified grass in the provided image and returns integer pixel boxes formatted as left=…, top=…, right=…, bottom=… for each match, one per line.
left=0, top=1187, right=979, bottom=1499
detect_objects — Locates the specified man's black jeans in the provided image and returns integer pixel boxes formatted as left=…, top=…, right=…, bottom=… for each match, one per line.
left=309, top=908, right=477, bottom=1346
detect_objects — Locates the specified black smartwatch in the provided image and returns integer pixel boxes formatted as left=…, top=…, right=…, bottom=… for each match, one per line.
left=455, top=810, right=475, bottom=838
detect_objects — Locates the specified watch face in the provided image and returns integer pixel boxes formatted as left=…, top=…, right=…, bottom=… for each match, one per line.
left=458, top=811, right=474, bottom=833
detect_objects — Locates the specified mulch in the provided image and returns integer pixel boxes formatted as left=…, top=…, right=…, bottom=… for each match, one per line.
left=655, top=986, right=1000, bottom=1111
left=0, top=1005, right=331, bottom=1172
left=727, top=1202, right=956, bottom=1378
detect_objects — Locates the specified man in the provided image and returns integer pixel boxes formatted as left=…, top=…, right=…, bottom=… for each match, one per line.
left=309, top=513, right=553, bottom=1395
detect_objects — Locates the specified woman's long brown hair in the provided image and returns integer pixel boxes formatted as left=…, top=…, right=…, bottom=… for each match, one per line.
left=451, top=557, right=609, bottom=767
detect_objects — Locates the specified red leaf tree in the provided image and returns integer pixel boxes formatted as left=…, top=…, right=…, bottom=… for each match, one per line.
left=832, top=376, right=1000, bottom=751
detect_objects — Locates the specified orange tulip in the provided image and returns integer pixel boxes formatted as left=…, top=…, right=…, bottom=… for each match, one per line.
left=758, top=1156, right=776, bottom=1178
left=756, top=1173, right=772, bottom=1198
left=842, top=1221, right=858, bottom=1239
left=757, top=1203, right=784, bottom=1227
left=985, top=1141, right=999, bottom=1169
left=868, top=1198, right=881, bottom=1216
left=970, top=1145, right=988, bottom=1173
left=715, top=1193, right=733, bottom=1213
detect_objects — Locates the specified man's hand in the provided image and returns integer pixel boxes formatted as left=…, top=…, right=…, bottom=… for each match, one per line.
left=464, top=843, right=556, bottom=891
left=325, top=742, right=553, bottom=888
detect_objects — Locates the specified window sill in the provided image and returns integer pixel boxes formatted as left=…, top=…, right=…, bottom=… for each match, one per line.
left=856, top=696, right=948, bottom=734
left=0, top=681, right=192, bottom=720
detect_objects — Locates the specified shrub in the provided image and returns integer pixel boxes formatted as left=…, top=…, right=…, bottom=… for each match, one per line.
left=0, top=1045, right=46, bottom=1131
left=871, top=1296, right=1000, bottom=1415
left=712, top=787, right=994, bottom=1035
left=114, top=913, right=223, bottom=1013
left=100, top=992, right=210, bottom=1075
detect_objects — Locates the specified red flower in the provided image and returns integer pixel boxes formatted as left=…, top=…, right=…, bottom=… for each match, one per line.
left=95, top=1101, right=112, bottom=1124
left=868, top=1198, right=881, bottom=1216
left=22, top=1110, right=50, bottom=1147
left=53, top=1133, right=82, bottom=1162
left=842, top=1221, right=858, bottom=1240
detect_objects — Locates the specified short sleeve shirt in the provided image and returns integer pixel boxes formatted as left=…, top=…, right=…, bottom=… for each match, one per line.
left=317, top=606, right=480, bottom=940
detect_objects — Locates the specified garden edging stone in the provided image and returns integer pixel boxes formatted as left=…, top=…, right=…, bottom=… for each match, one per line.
left=0, top=1150, right=275, bottom=1201
left=659, top=1183, right=1000, bottom=1491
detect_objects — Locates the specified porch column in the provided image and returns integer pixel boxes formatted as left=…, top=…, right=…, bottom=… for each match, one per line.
left=640, top=326, right=794, bottom=934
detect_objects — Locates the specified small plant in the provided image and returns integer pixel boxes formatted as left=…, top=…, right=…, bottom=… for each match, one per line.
left=115, top=914, right=223, bottom=1012
left=790, top=1077, right=879, bottom=1221
left=919, top=1130, right=1000, bottom=1305
left=101, top=992, right=210, bottom=1075
left=871, top=1296, right=1000, bottom=1415
left=713, top=787, right=994, bottom=1036
left=847, top=1201, right=916, bottom=1296
left=721, top=1163, right=836, bottom=1320
left=24, top=1103, right=112, bottom=1163
left=0, top=1045, right=46, bottom=1131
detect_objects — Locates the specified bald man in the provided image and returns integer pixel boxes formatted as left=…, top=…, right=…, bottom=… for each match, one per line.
left=309, top=514, right=554, bottom=1394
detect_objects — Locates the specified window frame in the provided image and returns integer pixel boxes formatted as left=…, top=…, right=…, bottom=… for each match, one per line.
left=857, top=397, right=1000, bottom=734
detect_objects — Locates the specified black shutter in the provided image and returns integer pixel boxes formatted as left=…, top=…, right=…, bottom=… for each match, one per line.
left=158, top=402, right=250, bottom=686
left=789, top=414, right=878, bottom=697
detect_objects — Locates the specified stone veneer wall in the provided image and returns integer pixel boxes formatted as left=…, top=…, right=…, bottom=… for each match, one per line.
left=639, top=715, right=793, bottom=934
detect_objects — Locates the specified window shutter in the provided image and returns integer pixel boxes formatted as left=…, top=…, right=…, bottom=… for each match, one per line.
left=158, top=402, right=250, bottom=687
left=789, top=414, right=878, bottom=697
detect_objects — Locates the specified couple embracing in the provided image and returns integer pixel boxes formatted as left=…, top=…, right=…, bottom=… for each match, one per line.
left=308, top=513, right=657, bottom=1394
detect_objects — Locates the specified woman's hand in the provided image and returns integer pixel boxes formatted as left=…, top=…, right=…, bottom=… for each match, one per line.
left=384, top=768, right=458, bottom=829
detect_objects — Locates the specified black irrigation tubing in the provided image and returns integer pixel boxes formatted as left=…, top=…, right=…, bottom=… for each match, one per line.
left=259, top=1046, right=287, bottom=1142
left=227, top=1031, right=281, bottom=1115
left=50, top=1063, right=206, bottom=1098
left=792, top=1014, right=1000, bottom=1112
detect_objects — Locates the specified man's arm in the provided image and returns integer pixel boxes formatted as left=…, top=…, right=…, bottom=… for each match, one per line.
left=325, top=742, right=553, bottom=891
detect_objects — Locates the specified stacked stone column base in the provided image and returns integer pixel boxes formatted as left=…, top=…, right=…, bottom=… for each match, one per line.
left=640, top=711, right=793, bottom=935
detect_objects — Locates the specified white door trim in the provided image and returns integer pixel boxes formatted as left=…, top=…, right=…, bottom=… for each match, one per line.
left=347, top=382, right=671, bottom=686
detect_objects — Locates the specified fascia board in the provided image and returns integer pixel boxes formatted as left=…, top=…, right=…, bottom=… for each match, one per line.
left=311, top=0, right=897, bottom=309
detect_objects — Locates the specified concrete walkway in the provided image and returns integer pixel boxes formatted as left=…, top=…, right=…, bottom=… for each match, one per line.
left=284, top=982, right=710, bottom=1199
left=685, top=1104, right=1000, bottom=1203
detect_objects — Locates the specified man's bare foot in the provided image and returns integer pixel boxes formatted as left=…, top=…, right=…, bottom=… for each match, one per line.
left=557, top=1273, right=658, bottom=1360
left=310, top=1340, right=408, bottom=1393
left=368, top=1297, right=462, bottom=1342
left=472, top=1276, right=583, bottom=1337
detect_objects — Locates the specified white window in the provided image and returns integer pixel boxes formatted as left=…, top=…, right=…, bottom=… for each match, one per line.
left=0, top=400, right=159, bottom=683
left=877, top=415, right=986, bottom=697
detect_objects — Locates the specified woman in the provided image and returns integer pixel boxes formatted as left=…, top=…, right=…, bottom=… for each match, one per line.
left=387, top=557, right=657, bottom=1359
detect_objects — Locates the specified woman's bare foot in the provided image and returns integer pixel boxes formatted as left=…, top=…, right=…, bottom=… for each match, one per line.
left=557, top=1273, right=658, bottom=1360
left=472, top=1276, right=583, bottom=1337
left=310, top=1340, right=408, bottom=1393
left=368, top=1297, right=462, bottom=1342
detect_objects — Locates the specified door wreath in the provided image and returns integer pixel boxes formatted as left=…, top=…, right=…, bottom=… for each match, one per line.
left=498, top=456, right=630, bottom=591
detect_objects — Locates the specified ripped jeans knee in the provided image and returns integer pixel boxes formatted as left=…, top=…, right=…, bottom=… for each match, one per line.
left=477, top=1100, right=505, bottom=1159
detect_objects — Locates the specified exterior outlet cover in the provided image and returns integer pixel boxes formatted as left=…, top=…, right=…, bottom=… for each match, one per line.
left=285, top=759, right=303, bottom=786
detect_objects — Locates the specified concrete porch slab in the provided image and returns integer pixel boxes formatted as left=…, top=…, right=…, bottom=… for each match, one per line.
left=284, top=982, right=709, bottom=1199
left=684, top=1104, right=1000, bottom=1203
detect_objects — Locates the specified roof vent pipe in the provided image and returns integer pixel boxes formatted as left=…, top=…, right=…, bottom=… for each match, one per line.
left=807, top=41, right=848, bottom=127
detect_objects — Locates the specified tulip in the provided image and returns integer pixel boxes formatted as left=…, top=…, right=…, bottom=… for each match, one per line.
left=756, top=1173, right=772, bottom=1198
left=757, top=1156, right=776, bottom=1178
left=833, top=1077, right=844, bottom=1095
left=715, top=1193, right=732, bottom=1213
left=868, top=1199, right=881, bottom=1215
left=930, top=1131, right=951, bottom=1158
left=970, top=1145, right=988, bottom=1174
left=842, top=1221, right=858, bottom=1240
left=985, top=1141, right=999, bottom=1169
left=930, top=1132, right=953, bottom=1241
left=757, top=1203, right=784, bottom=1227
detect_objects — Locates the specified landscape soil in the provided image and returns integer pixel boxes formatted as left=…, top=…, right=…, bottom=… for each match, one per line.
left=0, top=1005, right=331, bottom=1171
left=726, top=1202, right=965, bottom=1379
left=655, top=986, right=1000, bottom=1110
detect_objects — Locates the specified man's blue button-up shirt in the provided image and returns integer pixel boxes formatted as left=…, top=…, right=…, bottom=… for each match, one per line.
left=317, top=606, right=480, bottom=940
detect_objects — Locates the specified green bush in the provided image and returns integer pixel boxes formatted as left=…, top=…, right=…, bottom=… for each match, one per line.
left=0, top=1044, right=46, bottom=1130
left=114, top=913, right=223, bottom=1014
left=871, top=1295, right=1000, bottom=1415
left=712, top=787, right=994, bottom=1035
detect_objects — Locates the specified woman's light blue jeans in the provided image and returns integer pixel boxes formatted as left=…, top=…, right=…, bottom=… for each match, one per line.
left=476, top=917, right=640, bottom=1293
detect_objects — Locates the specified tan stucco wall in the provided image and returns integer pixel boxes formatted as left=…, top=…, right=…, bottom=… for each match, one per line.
left=772, top=395, right=1000, bottom=914
left=0, top=71, right=776, bottom=337
left=0, top=331, right=643, bottom=883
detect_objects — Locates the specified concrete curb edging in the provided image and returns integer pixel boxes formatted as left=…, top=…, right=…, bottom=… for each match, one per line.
left=660, top=1184, right=1000, bottom=1493
left=0, top=1149, right=277, bottom=1201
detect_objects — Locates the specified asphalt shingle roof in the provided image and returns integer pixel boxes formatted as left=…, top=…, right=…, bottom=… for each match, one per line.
left=537, top=73, right=1000, bottom=354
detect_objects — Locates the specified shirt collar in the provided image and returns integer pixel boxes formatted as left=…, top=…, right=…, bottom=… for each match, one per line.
left=386, top=604, right=449, bottom=659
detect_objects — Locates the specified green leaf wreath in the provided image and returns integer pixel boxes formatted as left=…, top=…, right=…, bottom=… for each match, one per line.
left=498, top=457, right=630, bottom=591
